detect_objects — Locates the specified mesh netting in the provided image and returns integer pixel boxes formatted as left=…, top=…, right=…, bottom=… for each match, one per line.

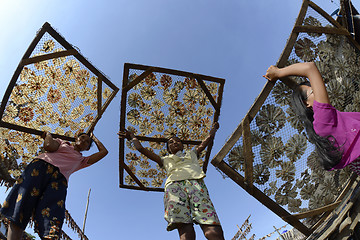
left=223, top=3, right=360, bottom=221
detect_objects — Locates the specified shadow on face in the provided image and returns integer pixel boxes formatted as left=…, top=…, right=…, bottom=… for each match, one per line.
left=76, top=133, right=92, bottom=151
left=166, top=136, right=183, bottom=154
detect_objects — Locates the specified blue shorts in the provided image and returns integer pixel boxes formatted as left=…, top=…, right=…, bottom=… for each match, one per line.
left=0, top=159, right=68, bottom=239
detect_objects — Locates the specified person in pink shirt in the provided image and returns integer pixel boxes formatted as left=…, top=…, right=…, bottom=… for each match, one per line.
left=1, top=131, right=108, bottom=240
left=264, top=62, right=360, bottom=174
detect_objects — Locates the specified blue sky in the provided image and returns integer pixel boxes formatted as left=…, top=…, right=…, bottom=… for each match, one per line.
left=0, top=0, right=357, bottom=239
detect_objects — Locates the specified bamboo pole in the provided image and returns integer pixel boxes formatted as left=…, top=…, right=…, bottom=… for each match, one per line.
left=273, top=226, right=285, bottom=240
left=82, top=188, right=91, bottom=234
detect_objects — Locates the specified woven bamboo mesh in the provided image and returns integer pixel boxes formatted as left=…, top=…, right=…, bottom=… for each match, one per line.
left=213, top=0, right=360, bottom=234
left=119, top=63, right=224, bottom=191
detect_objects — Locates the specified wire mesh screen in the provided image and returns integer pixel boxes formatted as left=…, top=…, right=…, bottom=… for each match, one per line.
left=119, top=63, right=225, bottom=191
left=0, top=22, right=118, bottom=181
left=212, top=0, right=360, bottom=234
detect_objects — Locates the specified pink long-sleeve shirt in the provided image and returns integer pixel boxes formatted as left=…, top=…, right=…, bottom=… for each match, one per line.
left=313, top=100, right=360, bottom=169
left=36, top=139, right=90, bottom=182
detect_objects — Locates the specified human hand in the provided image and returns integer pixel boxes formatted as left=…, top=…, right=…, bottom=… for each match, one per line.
left=42, top=131, right=50, bottom=139
left=41, top=131, right=47, bottom=139
left=263, top=65, right=280, bottom=82
left=118, top=129, right=135, bottom=140
left=89, top=132, right=95, bottom=139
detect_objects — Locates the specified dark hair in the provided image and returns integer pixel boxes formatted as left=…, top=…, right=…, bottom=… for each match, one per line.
left=291, top=81, right=342, bottom=170
left=166, top=136, right=181, bottom=153
left=77, top=132, right=94, bottom=150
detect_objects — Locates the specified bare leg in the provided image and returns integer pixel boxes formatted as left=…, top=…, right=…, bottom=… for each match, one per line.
left=178, top=223, right=196, bottom=240
left=200, top=224, right=225, bottom=240
left=7, top=222, right=23, bottom=240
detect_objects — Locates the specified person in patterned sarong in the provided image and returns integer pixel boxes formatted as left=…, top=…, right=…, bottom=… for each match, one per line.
left=1, top=131, right=108, bottom=240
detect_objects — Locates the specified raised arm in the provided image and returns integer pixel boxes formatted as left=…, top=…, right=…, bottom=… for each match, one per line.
left=263, top=62, right=330, bottom=104
left=118, top=130, right=163, bottom=167
left=42, top=131, right=60, bottom=152
left=196, top=122, right=219, bottom=157
left=87, top=133, right=108, bottom=165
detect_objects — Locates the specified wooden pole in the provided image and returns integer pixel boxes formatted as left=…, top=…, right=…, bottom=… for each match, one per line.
left=231, top=225, right=242, bottom=240
left=82, top=188, right=91, bottom=234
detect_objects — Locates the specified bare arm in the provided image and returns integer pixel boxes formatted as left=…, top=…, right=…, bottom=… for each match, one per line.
left=86, top=133, right=108, bottom=165
left=118, top=130, right=163, bottom=167
left=42, top=131, right=60, bottom=152
left=263, top=62, right=330, bottom=104
left=196, top=122, right=219, bottom=157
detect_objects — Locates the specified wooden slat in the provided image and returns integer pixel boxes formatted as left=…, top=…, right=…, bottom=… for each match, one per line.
left=123, top=67, right=154, bottom=92
left=120, top=64, right=130, bottom=132
left=211, top=123, right=243, bottom=166
left=119, top=64, right=129, bottom=189
left=310, top=174, right=357, bottom=231
left=119, top=137, right=125, bottom=187
left=336, top=199, right=360, bottom=238
left=120, top=160, right=145, bottom=189
left=0, top=66, right=23, bottom=118
left=275, top=0, right=309, bottom=69
left=119, top=184, right=164, bottom=192
left=0, top=120, right=75, bottom=142
left=20, top=49, right=78, bottom=66
left=242, top=115, right=254, bottom=193
left=216, top=81, right=225, bottom=118
left=97, top=76, right=103, bottom=118
left=132, top=135, right=201, bottom=145
left=0, top=23, right=49, bottom=119
left=309, top=0, right=348, bottom=30
left=216, top=160, right=311, bottom=236
left=292, top=201, right=341, bottom=220
left=194, top=76, right=219, bottom=112
left=124, top=62, right=225, bottom=84
left=88, top=87, right=119, bottom=134
left=203, top=81, right=224, bottom=172
left=310, top=183, right=354, bottom=240
left=293, top=26, right=350, bottom=35
left=308, top=178, right=360, bottom=239
left=247, top=80, right=275, bottom=123
left=202, top=138, right=214, bottom=174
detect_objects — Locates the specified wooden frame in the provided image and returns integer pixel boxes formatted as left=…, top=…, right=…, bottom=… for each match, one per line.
left=211, top=0, right=360, bottom=236
left=0, top=22, right=119, bottom=141
left=119, top=63, right=225, bottom=191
